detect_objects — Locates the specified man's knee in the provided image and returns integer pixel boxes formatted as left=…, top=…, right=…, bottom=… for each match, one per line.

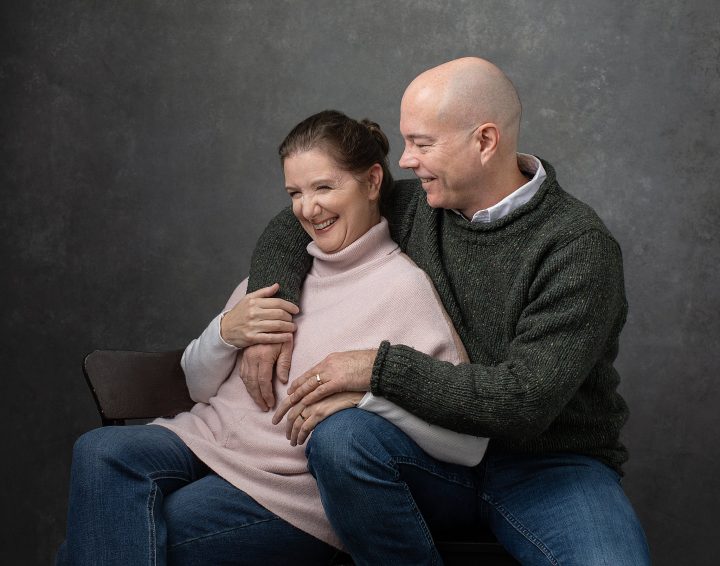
left=305, top=409, right=390, bottom=477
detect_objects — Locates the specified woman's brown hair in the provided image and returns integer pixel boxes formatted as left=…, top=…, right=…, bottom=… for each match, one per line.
left=278, top=110, right=394, bottom=216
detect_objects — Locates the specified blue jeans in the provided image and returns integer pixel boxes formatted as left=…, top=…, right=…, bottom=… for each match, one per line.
left=306, top=409, right=651, bottom=566
left=55, top=425, right=337, bottom=565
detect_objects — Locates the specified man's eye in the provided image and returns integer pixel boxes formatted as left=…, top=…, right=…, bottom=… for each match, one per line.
left=316, top=185, right=332, bottom=191
left=288, top=191, right=301, bottom=199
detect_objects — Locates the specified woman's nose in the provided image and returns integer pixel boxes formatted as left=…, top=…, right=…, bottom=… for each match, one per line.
left=301, top=195, right=320, bottom=219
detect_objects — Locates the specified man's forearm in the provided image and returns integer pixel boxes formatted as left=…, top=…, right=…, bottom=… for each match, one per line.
left=247, top=206, right=312, bottom=304
left=371, top=232, right=627, bottom=440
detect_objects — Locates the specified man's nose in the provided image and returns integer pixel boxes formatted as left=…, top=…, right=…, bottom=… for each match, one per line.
left=399, top=149, right=418, bottom=169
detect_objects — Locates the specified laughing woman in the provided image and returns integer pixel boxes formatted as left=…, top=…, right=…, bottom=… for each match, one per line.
left=56, top=110, right=486, bottom=565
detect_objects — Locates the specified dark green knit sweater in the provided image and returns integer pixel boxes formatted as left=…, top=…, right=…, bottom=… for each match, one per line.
left=248, top=159, right=630, bottom=472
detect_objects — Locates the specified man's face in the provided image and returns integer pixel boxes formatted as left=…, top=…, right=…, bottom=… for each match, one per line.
left=398, top=92, right=482, bottom=213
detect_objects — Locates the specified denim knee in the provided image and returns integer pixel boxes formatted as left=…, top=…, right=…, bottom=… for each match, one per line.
left=71, top=427, right=119, bottom=468
left=305, top=409, right=386, bottom=477
left=71, top=425, right=157, bottom=474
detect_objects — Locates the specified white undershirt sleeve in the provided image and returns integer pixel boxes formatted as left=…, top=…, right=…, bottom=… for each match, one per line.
left=357, top=393, right=488, bottom=466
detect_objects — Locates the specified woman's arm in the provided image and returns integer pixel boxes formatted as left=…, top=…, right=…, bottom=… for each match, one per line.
left=182, top=311, right=241, bottom=403
left=182, top=279, right=297, bottom=403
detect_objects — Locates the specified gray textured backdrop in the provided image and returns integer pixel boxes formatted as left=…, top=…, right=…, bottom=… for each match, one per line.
left=2, top=1, right=718, bottom=564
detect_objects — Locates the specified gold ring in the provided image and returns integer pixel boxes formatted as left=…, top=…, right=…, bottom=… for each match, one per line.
left=299, top=412, right=307, bottom=420
left=316, top=374, right=322, bottom=385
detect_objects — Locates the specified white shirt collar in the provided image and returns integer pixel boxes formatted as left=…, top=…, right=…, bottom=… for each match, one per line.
left=454, top=154, right=546, bottom=223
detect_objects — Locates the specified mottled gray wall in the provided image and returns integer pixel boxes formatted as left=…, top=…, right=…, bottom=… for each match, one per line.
left=1, top=1, right=718, bottom=564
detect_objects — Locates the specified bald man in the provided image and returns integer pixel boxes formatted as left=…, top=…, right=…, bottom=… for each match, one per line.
left=244, top=58, right=650, bottom=564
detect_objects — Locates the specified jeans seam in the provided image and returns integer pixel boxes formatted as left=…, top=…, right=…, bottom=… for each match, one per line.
left=147, top=471, right=192, bottom=480
left=482, top=493, right=560, bottom=565
left=147, top=482, right=157, bottom=566
left=145, top=470, right=194, bottom=565
left=393, top=456, right=476, bottom=489
left=399, top=479, right=437, bottom=563
left=168, top=516, right=282, bottom=549
left=390, top=456, right=451, bottom=565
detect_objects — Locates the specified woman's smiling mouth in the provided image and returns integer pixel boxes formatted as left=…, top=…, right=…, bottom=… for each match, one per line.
left=313, top=218, right=337, bottom=230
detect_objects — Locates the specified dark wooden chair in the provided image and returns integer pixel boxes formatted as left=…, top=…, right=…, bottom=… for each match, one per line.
left=83, top=349, right=517, bottom=565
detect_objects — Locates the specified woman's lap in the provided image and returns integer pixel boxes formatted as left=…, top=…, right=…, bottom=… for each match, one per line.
left=165, top=473, right=336, bottom=565
left=60, top=425, right=335, bottom=565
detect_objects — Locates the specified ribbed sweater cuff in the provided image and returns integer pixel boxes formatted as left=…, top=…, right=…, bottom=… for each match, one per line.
left=370, top=341, right=391, bottom=394
left=371, top=341, right=416, bottom=398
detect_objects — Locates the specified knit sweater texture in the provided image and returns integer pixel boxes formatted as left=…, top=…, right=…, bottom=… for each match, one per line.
left=247, top=159, right=631, bottom=473
left=153, top=219, right=484, bottom=548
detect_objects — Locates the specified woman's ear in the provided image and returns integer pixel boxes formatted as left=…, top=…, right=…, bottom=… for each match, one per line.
left=367, top=163, right=383, bottom=201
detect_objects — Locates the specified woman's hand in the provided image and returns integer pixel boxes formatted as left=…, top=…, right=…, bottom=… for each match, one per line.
left=220, top=283, right=299, bottom=349
left=284, top=391, right=365, bottom=446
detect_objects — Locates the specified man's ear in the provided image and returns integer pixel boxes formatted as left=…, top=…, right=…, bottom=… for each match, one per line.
left=367, top=163, right=383, bottom=200
left=474, top=123, right=499, bottom=164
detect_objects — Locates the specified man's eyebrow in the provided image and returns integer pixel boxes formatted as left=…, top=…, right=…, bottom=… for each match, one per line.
left=406, top=134, right=435, bottom=142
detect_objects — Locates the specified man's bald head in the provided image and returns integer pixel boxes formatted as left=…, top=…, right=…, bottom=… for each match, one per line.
left=403, top=57, right=522, bottom=151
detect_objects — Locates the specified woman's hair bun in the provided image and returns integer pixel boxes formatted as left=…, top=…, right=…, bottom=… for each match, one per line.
left=360, top=119, right=390, bottom=157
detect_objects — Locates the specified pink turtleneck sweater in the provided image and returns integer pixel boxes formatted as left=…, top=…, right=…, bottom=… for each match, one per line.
left=153, top=218, right=487, bottom=548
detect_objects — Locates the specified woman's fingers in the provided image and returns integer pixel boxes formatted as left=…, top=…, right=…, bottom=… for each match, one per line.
left=256, top=319, right=296, bottom=333
left=287, top=392, right=364, bottom=446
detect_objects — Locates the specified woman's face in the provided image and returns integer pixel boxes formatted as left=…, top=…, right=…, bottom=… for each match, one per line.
left=283, top=148, right=382, bottom=254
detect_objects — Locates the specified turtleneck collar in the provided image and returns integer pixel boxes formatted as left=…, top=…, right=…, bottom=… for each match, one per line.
left=307, top=217, right=398, bottom=277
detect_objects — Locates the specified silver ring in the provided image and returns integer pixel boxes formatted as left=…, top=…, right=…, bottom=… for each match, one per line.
left=315, top=374, right=322, bottom=385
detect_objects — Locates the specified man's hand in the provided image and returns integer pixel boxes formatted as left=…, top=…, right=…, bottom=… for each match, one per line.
left=220, top=283, right=299, bottom=349
left=272, top=349, right=377, bottom=424
left=239, top=338, right=294, bottom=411
left=284, top=392, right=364, bottom=446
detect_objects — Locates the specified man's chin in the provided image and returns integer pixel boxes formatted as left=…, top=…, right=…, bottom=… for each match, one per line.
left=424, top=193, right=446, bottom=210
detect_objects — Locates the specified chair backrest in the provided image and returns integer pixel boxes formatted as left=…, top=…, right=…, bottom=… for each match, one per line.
left=83, top=349, right=194, bottom=425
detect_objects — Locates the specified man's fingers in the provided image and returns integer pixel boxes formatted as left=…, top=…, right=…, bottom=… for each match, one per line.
left=239, top=348, right=270, bottom=411
left=272, top=396, right=294, bottom=424
left=287, top=366, right=321, bottom=395
left=291, top=381, right=335, bottom=408
left=244, top=362, right=269, bottom=412
left=258, top=360, right=276, bottom=409
left=276, top=339, right=293, bottom=384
